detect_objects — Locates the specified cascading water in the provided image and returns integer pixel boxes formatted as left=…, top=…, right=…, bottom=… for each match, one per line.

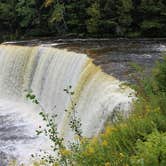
left=0, top=44, right=133, bottom=165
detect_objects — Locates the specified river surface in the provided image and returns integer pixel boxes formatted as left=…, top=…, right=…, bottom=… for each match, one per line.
left=0, top=39, right=166, bottom=165
left=4, top=38, right=166, bottom=81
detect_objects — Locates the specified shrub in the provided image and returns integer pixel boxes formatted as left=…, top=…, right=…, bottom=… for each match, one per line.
left=29, top=57, right=166, bottom=166
left=131, top=131, right=166, bottom=166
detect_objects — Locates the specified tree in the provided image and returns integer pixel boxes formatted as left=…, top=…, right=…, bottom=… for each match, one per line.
left=139, top=0, right=166, bottom=37
left=0, top=0, right=18, bottom=35
left=100, top=0, right=117, bottom=36
left=65, top=0, right=89, bottom=35
left=1, top=0, right=166, bottom=39
left=16, top=0, right=37, bottom=28
left=116, top=0, right=133, bottom=36
left=44, top=0, right=67, bottom=34
left=86, top=0, right=101, bottom=34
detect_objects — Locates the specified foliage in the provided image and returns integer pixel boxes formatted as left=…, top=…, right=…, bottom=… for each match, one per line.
left=86, top=1, right=101, bottom=34
left=50, top=3, right=64, bottom=23
left=1, top=0, right=166, bottom=40
left=116, top=0, right=133, bottom=36
left=69, top=57, right=166, bottom=166
left=15, top=0, right=36, bottom=28
left=27, top=57, right=166, bottom=166
left=131, top=131, right=166, bottom=166
left=27, top=86, right=82, bottom=166
left=139, top=0, right=166, bottom=36
left=64, top=86, right=82, bottom=137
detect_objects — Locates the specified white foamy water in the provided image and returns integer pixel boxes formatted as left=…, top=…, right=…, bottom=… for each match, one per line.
left=0, top=45, right=133, bottom=165
left=0, top=99, right=50, bottom=165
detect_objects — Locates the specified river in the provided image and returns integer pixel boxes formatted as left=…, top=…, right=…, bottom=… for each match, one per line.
left=0, top=39, right=165, bottom=165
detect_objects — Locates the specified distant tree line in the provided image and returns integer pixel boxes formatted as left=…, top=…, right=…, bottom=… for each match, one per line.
left=0, top=0, right=166, bottom=40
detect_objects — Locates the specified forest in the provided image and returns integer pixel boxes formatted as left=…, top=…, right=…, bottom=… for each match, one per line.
left=1, top=0, right=166, bottom=41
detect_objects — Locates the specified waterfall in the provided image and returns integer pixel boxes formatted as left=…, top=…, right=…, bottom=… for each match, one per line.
left=0, top=44, right=133, bottom=165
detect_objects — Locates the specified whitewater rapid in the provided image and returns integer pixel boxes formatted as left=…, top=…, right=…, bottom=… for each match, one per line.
left=0, top=44, right=133, bottom=165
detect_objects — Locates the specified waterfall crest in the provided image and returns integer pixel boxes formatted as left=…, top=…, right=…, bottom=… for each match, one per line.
left=0, top=44, right=133, bottom=165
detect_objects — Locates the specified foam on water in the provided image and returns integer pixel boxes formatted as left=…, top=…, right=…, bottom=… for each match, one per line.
left=0, top=45, right=133, bottom=165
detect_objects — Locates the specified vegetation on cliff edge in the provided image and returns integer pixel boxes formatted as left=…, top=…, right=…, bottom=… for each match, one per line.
left=21, top=57, right=166, bottom=166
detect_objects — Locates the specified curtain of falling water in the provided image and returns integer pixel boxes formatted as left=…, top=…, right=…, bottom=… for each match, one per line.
left=0, top=45, right=133, bottom=165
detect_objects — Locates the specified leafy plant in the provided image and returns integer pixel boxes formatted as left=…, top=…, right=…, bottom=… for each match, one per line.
left=27, top=58, right=166, bottom=166
left=131, top=131, right=166, bottom=166
left=27, top=86, right=82, bottom=166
